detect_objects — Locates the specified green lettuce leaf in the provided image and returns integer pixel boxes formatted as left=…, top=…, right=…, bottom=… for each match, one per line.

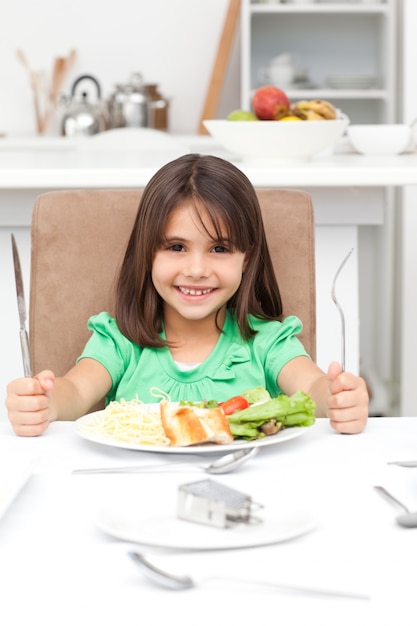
left=227, top=390, right=316, bottom=439
left=240, top=386, right=271, bottom=405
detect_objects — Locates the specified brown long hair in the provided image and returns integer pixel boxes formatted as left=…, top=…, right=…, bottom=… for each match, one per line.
left=115, top=153, right=282, bottom=346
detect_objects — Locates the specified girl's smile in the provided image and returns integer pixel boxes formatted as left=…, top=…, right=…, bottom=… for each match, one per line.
left=152, top=202, right=248, bottom=326
left=176, top=286, right=216, bottom=296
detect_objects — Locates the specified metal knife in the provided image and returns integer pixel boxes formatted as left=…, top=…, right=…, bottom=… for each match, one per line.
left=11, top=234, right=32, bottom=377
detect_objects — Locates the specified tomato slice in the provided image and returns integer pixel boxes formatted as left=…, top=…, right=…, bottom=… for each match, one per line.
left=219, top=395, right=250, bottom=415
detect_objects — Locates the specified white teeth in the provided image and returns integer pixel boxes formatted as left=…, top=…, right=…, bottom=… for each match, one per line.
left=178, top=287, right=213, bottom=296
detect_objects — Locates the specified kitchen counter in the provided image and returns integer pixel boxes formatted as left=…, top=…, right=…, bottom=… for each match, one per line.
left=0, top=134, right=417, bottom=188
left=0, top=132, right=415, bottom=416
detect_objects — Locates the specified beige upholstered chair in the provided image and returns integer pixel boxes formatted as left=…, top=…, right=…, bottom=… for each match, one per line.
left=29, top=188, right=316, bottom=387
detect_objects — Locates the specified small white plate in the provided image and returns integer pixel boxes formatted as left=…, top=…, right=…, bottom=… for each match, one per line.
left=75, top=406, right=312, bottom=454
left=325, top=74, right=377, bottom=90
left=96, top=505, right=316, bottom=550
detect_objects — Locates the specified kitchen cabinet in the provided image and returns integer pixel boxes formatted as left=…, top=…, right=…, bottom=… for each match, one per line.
left=240, top=0, right=398, bottom=123
left=240, top=0, right=400, bottom=417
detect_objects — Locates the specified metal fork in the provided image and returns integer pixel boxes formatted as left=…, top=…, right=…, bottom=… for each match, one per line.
left=331, top=248, right=354, bottom=372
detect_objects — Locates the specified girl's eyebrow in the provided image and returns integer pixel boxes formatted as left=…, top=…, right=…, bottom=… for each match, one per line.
left=163, top=234, right=183, bottom=240
left=163, top=235, right=188, bottom=244
left=164, top=233, right=232, bottom=244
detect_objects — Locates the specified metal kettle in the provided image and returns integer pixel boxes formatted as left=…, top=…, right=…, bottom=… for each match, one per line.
left=61, top=75, right=108, bottom=137
left=107, top=72, right=149, bottom=129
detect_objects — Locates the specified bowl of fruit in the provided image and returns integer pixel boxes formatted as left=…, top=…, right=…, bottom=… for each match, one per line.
left=203, top=86, right=349, bottom=164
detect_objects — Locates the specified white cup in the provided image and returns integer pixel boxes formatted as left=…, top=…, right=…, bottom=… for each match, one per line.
left=266, top=64, right=295, bottom=87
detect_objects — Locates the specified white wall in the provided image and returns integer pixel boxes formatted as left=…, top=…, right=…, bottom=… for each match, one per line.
left=0, top=0, right=241, bottom=136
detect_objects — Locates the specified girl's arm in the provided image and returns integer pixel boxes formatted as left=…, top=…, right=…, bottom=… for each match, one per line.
left=277, top=356, right=369, bottom=434
left=6, top=358, right=112, bottom=437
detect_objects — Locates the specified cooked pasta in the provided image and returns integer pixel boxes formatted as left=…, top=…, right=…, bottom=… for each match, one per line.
left=80, top=398, right=170, bottom=446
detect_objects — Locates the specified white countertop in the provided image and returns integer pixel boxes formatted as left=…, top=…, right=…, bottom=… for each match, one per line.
left=1, top=417, right=417, bottom=625
left=1, top=133, right=417, bottom=188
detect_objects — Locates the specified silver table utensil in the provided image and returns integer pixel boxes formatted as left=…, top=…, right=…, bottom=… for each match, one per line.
left=72, top=446, right=260, bottom=475
left=331, top=248, right=354, bottom=372
left=387, top=460, right=417, bottom=468
left=374, top=485, right=417, bottom=528
left=11, top=234, right=32, bottom=377
left=128, top=550, right=369, bottom=600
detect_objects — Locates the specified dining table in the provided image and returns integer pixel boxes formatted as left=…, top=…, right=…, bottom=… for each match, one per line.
left=1, top=415, right=416, bottom=626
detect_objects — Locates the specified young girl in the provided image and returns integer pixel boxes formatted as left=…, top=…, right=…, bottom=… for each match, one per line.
left=6, top=153, right=368, bottom=437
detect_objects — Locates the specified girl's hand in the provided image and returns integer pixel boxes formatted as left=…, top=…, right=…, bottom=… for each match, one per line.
left=326, top=361, right=369, bottom=434
left=5, top=370, right=55, bottom=437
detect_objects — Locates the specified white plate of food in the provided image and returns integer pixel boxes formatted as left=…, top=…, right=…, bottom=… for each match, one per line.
left=75, top=400, right=313, bottom=454
left=96, top=504, right=316, bottom=550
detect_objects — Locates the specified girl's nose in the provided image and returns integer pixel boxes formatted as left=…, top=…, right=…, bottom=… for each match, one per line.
left=183, top=252, right=210, bottom=278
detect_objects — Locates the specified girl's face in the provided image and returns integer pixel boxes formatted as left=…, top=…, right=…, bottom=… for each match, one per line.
left=152, top=203, right=248, bottom=326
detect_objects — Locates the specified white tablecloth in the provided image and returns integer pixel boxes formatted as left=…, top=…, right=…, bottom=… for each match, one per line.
left=1, top=417, right=417, bottom=626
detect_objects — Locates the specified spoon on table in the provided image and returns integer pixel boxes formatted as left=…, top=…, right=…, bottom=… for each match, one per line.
left=387, top=460, right=417, bottom=468
left=374, top=485, right=417, bottom=528
left=72, top=445, right=260, bottom=475
left=128, top=550, right=369, bottom=600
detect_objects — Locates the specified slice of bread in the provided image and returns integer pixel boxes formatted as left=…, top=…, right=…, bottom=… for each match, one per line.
left=160, top=401, right=234, bottom=446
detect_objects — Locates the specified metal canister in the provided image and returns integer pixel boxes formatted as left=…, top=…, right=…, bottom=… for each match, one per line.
left=107, top=72, right=149, bottom=129
left=145, top=84, right=169, bottom=131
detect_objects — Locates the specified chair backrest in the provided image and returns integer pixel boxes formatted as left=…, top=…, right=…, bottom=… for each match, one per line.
left=29, top=188, right=316, bottom=381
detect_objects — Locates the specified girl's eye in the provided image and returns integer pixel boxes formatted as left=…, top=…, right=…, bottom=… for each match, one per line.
left=212, top=244, right=230, bottom=253
left=168, top=243, right=185, bottom=252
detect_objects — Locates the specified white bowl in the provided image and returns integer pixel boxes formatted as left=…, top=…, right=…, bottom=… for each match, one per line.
left=347, top=124, right=413, bottom=156
left=203, top=114, right=349, bottom=164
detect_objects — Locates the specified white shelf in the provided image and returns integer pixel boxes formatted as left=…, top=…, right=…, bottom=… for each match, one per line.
left=241, top=0, right=397, bottom=123
left=251, top=88, right=389, bottom=99
left=250, top=4, right=389, bottom=14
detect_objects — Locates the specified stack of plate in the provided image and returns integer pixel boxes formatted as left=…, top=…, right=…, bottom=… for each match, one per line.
left=325, top=73, right=377, bottom=89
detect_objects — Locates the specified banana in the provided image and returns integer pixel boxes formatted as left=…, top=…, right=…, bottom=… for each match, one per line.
left=305, top=110, right=326, bottom=121
left=293, top=99, right=337, bottom=120
left=279, top=115, right=303, bottom=122
left=288, top=106, right=308, bottom=120
left=309, top=100, right=337, bottom=120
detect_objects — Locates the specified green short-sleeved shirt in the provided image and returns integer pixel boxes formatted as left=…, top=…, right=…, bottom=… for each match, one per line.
left=78, top=310, right=309, bottom=405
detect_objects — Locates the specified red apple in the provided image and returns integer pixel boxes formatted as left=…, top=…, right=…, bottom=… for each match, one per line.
left=252, top=86, right=290, bottom=120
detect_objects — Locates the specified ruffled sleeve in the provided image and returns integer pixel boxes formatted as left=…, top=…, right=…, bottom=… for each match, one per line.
left=250, top=315, right=310, bottom=397
left=77, top=312, right=140, bottom=394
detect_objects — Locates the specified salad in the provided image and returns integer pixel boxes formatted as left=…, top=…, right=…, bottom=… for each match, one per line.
left=181, top=386, right=316, bottom=440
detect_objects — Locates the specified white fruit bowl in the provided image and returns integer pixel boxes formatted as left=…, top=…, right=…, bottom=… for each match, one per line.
left=347, top=124, right=413, bottom=156
left=203, top=113, right=349, bottom=164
